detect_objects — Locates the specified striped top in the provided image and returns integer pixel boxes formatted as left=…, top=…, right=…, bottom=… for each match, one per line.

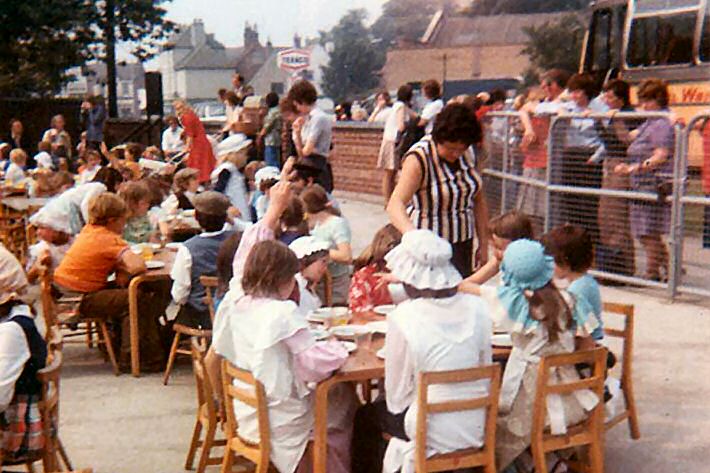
left=406, top=136, right=483, bottom=243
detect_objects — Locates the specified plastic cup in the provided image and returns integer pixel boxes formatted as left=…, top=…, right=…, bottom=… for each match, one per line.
left=354, top=330, right=373, bottom=351
left=141, top=244, right=154, bottom=261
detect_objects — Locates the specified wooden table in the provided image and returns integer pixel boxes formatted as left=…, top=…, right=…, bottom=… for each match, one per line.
left=2, top=196, right=49, bottom=213
left=311, top=311, right=512, bottom=472
left=128, top=248, right=176, bottom=377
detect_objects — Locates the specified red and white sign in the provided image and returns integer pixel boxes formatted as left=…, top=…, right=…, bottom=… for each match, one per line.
left=277, top=48, right=311, bottom=73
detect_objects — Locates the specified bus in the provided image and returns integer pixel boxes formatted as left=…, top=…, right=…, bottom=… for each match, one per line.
left=581, top=0, right=710, bottom=165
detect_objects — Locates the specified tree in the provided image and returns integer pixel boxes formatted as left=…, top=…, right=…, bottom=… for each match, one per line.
left=370, top=0, right=451, bottom=48
left=0, top=0, right=173, bottom=109
left=520, top=14, right=586, bottom=85
left=0, top=0, right=95, bottom=97
left=321, top=10, right=383, bottom=103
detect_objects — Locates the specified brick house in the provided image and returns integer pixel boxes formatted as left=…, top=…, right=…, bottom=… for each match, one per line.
left=382, top=11, right=569, bottom=94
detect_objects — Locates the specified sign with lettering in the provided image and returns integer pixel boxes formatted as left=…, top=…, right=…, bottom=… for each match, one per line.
left=277, top=48, right=311, bottom=73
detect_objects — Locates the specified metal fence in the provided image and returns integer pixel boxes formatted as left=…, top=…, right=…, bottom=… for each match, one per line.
left=481, top=110, right=710, bottom=300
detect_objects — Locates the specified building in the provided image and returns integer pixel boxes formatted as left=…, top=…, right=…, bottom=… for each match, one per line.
left=59, top=62, right=146, bottom=118
left=248, top=36, right=330, bottom=97
left=382, top=11, right=570, bottom=95
left=158, top=19, right=271, bottom=102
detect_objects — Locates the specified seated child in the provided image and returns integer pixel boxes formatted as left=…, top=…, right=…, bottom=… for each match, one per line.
left=214, top=232, right=242, bottom=312
left=352, top=230, right=492, bottom=473
left=459, top=210, right=534, bottom=291
left=122, top=143, right=143, bottom=180
left=78, top=150, right=102, bottom=184
left=243, top=160, right=265, bottom=223
left=53, top=192, right=164, bottom=371
left=25, top=211, right=73, bottom=284
left=211, top=134, right=251, bottom=222
left=162, top=167, right=199, bottom=214
left=119, top=181, right=155, bottom=244
left=34, top=141, right=54, bottom=170
left=4, top=149, right=28, bottom=186
left=477, top=239, right=599, bottom=471
left=277, top=197, right=308, bottom=246
left=348, top=224, right=402, bottom=312
left=253, top=166, right=281, bottom=220
left=541, top=223, right=604, bottom=342
left=170, top=192, right=234, bottom=330
left=288, top=236, right=330, bottom=313
left=211, top=240, right=350, bottom=473
left=302, top=184, right=352, bottom=305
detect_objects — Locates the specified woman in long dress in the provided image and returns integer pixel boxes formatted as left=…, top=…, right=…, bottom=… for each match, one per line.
left=174, top=99, right=216, bottom=183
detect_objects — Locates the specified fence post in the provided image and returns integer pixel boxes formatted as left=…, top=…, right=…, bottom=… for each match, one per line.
left=544, top=115, right=559, bottom=233
left=668, top=124, right=686, bottom=300
left=500, top=116, right=511, bottom=214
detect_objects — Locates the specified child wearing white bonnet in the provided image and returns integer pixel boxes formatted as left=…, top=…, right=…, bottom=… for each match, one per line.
left=352, top=229, right=493, bottom=473
left=288, top=235, right=331, bottom=313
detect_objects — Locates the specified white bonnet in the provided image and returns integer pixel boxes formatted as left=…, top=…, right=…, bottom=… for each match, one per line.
left=216, top=133, right=251, bottom=157
left=385, top=229, right=462, bottom=290
left=29, top=207, right=72, bottom=235
left=254, top=166, right=281, bottom=186
left=289, top=236, right=330, bottom=260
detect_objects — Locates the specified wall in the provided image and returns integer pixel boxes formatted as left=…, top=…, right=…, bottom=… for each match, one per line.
left=330, top=123, right=384, bottom=196
left=383, top=44, right=529, bottom=91
left=181, top=69, right=232, bottom=101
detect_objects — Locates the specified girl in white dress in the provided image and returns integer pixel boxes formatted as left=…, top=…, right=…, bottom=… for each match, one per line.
left=211, top=239, right=351, bottom=473
left=353, top=229, right=493, bottom=473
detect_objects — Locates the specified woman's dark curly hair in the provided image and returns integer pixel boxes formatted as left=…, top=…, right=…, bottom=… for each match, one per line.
left=431, top=103, right=482, bottom=147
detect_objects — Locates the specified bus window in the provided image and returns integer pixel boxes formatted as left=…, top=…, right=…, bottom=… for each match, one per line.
left=590, top=10, right=612, bottom=72
left=628, top=12, right=696, bottom=66
left=701, top=3, right=710, bottom=62
left=634, top=0, right=700, bottom=13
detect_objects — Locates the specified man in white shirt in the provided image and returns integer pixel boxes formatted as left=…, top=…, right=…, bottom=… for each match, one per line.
left=161, top=115, right=184, bottom=160
left=419, top=79, right=444, bottom=135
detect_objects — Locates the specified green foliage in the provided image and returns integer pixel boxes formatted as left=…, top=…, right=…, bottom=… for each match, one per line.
left=321, top=10, right=384, bottom=103
left=0, top=0, right=173, bottom=97
left=520, top=14, right=586, bottom=85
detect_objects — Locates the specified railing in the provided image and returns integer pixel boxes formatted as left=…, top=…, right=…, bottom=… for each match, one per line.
left=481, top=110, right=710, bottom=300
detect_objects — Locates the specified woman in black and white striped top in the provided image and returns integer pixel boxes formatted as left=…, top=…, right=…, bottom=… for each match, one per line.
left=386, top=103, right=490, bottom=277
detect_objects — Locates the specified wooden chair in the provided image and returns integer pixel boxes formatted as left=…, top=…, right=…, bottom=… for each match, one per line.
left=39, top=268, right=119, bottom=375
left=602, top=302, right=640, bottom=439
left=530, top=347, right=607, bottom=473
left=163, top=277, right=216, bottom=385
left=185, top=338, right=226, bottom=473
left=220, top=360, right=274, bottom=473
left=414, top=364, right=501, bottom=473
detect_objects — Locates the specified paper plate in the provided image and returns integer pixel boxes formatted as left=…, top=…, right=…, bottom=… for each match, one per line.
left=166, top=242, right=182, bottom=250
left=309, top=327, right=329, bottom=340
left=330, top=325, right=369, bottom=339
left=376, top=348, right=385, bottom=359
left=306, top=307, right=349, bottom=323
left=146, top=260, right=166, bottom=270
left=373, top=304, right=396, bottom=315
left=366, top=321, right=387, bottom=334
left=491, top=333, right=513, bottom=347
left=341, top=341, right=357, bottom=353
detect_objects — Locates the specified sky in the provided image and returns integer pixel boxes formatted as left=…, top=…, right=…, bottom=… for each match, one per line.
left=160, top=0, right=385, bottom=47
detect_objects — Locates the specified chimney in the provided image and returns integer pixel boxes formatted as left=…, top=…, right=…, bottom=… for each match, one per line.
left=244, top=23, right=260, bottom=48
left=191, top=19, right=206, bottom=46
left=293, top=33, right=302, bottom=49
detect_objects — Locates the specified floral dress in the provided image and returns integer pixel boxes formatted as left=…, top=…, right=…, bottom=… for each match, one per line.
left=348, top=263, right=393, bottom=312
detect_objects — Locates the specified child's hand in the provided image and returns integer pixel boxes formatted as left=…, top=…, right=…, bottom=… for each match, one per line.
left=374, top=272, right=400, bottom=290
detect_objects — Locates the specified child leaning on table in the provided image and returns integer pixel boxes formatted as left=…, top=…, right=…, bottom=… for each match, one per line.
left=475, top=239, right=600, bottom=471
left=119, top=180, right=155, bottom=245
left=210, top=240, right=351, bottom=473
left=169, top=191, right=234, bottom=330
left=459, top=210, right=534, bottom=295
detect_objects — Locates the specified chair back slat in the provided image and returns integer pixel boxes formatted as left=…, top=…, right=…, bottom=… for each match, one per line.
left=37, top=350, right=63, bottom=472
left=415, top=364, right=501, bottom=472
left=220, top=359, right=271, bottom=469
left=199, top=275, right=219, bottom=324
left=190, top=338, right=213, bottom=414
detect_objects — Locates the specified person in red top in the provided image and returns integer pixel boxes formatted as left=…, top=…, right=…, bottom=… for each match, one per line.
left=53, top=193, right=165, bottom=371
left=174, top=99, right=216, bottom=183
left=348, top=224, right=402, bottom=313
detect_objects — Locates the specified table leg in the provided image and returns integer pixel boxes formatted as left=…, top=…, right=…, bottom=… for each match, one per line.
left=128, top=277, right=144, bottom=377
left=313, top=377, right=336, bottom=473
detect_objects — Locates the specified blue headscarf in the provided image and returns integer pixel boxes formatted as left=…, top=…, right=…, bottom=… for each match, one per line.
left=496, top=239, right=597, bottom=335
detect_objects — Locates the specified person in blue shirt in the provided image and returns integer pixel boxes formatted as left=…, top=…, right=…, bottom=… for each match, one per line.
left=541, top=223, right=603, bottom=341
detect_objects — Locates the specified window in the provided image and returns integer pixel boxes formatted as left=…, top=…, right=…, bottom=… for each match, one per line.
left=118, top=80, right=133, bottom=97
left=627, top=12, right=697, bottom=66
left=634, top=0, right=700, bottom=15
left=588, top=9, right=612, bottom=72
left=701, top=3, right=710, bottom=61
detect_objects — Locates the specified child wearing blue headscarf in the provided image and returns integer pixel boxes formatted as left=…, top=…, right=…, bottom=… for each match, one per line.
left=477, top=239, right=600, bottom=471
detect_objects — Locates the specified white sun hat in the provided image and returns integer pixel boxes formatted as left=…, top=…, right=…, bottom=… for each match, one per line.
left=216, top=133, right=252, bottom=157
left=254, top=166, right=281, bottom=186
left=29, top=207, right=73, bottom=235
left=385, top=229, right=462, bottom=290
left=289, top=236, right=330, bottom=260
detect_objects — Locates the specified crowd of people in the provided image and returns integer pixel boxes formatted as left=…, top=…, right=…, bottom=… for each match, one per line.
left=0, top=68, right=696, bottom=473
